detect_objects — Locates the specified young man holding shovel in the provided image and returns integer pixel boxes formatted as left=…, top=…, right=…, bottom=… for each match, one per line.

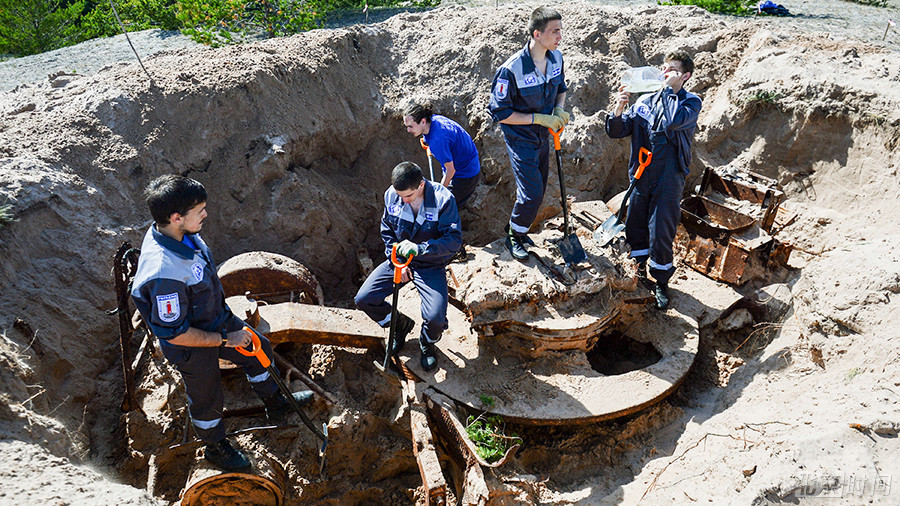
left=605, top=50, right=702, bottom=309
left=489, top=6, right=571, bottom=260
left=131, top=175, right=312, bottom=471
left=403, top=102, right=481, bottom=210
left=403, top=102, right=481, bottom=261
left=355, top=162, right=462, bottom=372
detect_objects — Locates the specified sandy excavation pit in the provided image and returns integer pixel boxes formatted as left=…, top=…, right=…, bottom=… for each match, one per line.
left=2, top=1, right=900, bottom=504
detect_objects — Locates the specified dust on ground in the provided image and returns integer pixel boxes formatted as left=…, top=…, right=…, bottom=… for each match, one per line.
left=1, top=0, right=899, bottom=504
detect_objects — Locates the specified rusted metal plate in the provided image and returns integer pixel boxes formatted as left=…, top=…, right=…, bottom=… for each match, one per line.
left=406, top=380, right=447, bottom=506
left=218, top=251, right=324, bottom=305
left=681, top=196, right=756, bottom=236
left=227, top=296, right=384, bottom=349
left=698, top=167, right=784, bottom=233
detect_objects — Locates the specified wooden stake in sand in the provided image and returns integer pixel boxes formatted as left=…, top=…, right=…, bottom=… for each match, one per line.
left=884, top=19, right=896, bottom=41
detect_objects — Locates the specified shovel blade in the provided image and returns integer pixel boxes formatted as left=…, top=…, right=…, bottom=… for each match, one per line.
left=557, top=233, right=587, bottom=265
left=594, top=215, right=626, bottom=247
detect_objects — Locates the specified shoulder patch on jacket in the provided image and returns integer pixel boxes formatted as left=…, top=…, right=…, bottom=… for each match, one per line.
left=494, top=78, right=509, bottom=100
left=156, top=293, right=180, bottom=322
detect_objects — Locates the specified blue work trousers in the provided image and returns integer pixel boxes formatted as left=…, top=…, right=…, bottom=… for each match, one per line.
left=625, top=134, right=685, bottom=286
left=160, top=337, right=279, bottom=443
left=354, top=260, right=448, bottom=344
left=506, top=136, right=550, bottom=234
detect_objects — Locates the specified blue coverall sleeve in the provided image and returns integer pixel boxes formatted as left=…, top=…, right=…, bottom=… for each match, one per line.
left=417, top=198, right=462, bottom=264
left=380, top=190, right=400, bottom=260
left=488, top=67, right=518, bottom=123
left=660, top=90, right=701, bottom=132
left=134, top=278, right=191, bottom=339
left=605, top=109, right=634, bottom=138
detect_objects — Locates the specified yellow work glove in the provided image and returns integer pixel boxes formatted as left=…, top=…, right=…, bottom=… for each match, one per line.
left=532, top=113, right=564, bottom=132
left=553, top=106, right=571, bottom=125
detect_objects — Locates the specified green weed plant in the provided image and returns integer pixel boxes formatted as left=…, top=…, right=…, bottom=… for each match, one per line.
left=657, top=0, right=754, bottom=15
left=465, top=413, right=521, bottom=463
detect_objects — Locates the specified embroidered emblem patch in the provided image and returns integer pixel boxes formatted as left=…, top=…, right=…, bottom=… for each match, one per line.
left=156, top=293, right=180, bottom=323
left=634, top=103, right=652, bottom=122
left=389, top=203, right=402, bottom=216
left=495, top=78, right=509, bottom=100
left=191, top=263, right=204, bottom=282
left=551, top=66, right=561, bottom=78
left=524, top=74, right=537, bottom=86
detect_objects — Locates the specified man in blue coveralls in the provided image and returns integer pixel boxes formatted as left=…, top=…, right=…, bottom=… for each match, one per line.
left=403, top=102, right=481, bottom=210
left=489, top=6, right=572, bottom=260
left=131, top=175, right=313, bottom=471
left=606, top=50, right=702, bottom=310
left=355, top=162, right=462, bottom=372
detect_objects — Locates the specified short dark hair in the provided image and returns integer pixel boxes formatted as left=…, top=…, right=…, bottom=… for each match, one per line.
left=528, top=7, right=562, bottom=37
left=403, top=102, right=433, bottom=124
left=391, top=162, right=424, bottom=192
left=144, top=175, right=207, bottom=225
left=665, top=50, right=695, bottom=76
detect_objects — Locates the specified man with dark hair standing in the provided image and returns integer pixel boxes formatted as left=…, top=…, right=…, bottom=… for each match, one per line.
left=131, top=175, right=312, bottom=471
left=606, top=50, right=702, bottom=309
left=355, top=162, right=462, bottom=371
left=489, top=6, right=571, bottom=260
left=403, top=102, right=481, bottom=210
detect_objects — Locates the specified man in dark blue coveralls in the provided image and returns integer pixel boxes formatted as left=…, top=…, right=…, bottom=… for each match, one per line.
left=489, top=6, right=572, bottom=260
left=131, top=175, right=313, bottom=471
left=355, top=162, right=462, bottom=372
left=606, top=50, right=702, bottom=309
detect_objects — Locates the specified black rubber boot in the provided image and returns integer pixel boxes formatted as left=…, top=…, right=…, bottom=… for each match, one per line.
left=654, top=283, right=670, bottom=310
left=450, top=243, right=467, bottom=263
left=419, top=339, right=437, bottom=372
left=263, top=390, right=314, bottom=425
left=389, top=312, right=415, bottom=356
left=505, top=225, right=529, bottom=261
left=204, top=438, right=251, bottom=471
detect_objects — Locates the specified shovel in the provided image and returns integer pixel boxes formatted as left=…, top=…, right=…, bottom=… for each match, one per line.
left=373, top=243, right=414, bottom=383
left=549, top=127, right=587, bottom=265
left=238, top=326, right=329, bottom=476
left=420, top=137, right=435, bottom=182
left=594, top=147, right=652, bottom=247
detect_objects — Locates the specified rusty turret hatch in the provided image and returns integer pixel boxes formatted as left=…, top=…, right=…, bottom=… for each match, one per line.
left=393, top=200, right=700, bottom=425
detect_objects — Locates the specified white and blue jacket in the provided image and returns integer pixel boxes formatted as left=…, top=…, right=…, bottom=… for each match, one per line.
left=489, top=43, right=568, bottom=146
left=381, top=180, right=462, bottom=269
left=131, top=226, right=243, bottom=347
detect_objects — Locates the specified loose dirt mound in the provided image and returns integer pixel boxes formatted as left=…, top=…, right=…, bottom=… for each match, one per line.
left=1, top=1, right=899, bottom=503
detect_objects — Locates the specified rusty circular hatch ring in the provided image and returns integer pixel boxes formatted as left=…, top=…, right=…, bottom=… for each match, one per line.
left=395, top=289, right=699, bottom=425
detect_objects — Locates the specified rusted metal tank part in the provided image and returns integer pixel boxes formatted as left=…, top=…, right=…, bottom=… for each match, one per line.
left=218, top=251, right=324, bottom=305
left=676, top=167, right=793, bottom=286
left=181, top=455, right=285, bottom=506
left=227, top=296, right=385, bottom=349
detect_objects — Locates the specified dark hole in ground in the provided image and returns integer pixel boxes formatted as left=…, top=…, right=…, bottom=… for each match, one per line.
left=587, top=331, right=662, bottom=376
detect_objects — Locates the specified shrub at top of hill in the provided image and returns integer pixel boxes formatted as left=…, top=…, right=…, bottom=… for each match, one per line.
left=0, top=0, right=86, bottom=55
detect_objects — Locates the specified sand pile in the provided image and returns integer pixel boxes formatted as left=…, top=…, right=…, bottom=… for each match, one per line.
left=1, top=1, right=899, bottom=503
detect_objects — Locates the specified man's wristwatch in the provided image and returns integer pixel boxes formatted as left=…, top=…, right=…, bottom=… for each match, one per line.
left=220, top=327, right=229, bottom=346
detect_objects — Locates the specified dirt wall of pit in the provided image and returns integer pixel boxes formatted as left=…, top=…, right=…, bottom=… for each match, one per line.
left=1, top=1, right=900, bottom=501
